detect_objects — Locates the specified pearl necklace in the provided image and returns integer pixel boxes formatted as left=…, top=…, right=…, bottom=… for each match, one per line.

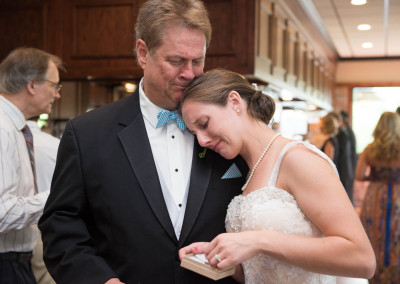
left=241, top=133, right=280, bottom=191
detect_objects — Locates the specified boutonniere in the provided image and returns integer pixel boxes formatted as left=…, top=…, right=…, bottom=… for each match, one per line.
left=199, top=147, right=207, bottom=158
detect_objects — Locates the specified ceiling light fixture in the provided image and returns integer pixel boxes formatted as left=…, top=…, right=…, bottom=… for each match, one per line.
left=357, top=24, right=371, bottom=31
left=362, top=42, right=373, bottom=48
left=351, top=0, right=367, bottom=5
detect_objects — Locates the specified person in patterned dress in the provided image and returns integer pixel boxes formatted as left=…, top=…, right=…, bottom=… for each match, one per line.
left=356, top=111, right=400, bottom=284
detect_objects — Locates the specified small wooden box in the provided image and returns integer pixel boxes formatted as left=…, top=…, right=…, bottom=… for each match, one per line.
left=180, top=253, right=235, bottom=281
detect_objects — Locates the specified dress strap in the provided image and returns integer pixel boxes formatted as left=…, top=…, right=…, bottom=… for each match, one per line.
left=267, top=140, right=339, bottom=188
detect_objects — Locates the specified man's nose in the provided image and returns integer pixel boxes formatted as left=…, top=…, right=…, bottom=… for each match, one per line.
left=180, top=62, right=195, bottom=81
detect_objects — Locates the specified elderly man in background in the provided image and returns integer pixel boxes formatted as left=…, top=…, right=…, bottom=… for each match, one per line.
left=0, top=47, right=63, bottom=284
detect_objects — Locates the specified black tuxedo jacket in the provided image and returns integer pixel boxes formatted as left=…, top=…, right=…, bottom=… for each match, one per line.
left=39, top=89, right=247, bottom=284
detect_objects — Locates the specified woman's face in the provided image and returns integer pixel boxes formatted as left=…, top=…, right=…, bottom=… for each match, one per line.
left=182, top=98, right=242, bottom=159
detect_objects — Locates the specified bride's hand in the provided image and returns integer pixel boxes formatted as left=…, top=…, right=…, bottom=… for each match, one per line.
left=178, top=242, right=209, bottom=260
left=204, top=232, right=258, bottom=270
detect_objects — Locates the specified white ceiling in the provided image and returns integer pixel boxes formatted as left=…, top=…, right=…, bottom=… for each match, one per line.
left=306, top=0, right=400, bottom=59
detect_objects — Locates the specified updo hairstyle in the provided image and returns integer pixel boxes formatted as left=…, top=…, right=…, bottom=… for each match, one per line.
left=180, top=68, right=275, bottom=125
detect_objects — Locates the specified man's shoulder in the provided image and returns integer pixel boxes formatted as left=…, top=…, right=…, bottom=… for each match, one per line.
left=71, top=94, right=139, bottom=127
left=0, top=108, right=15, bottom=131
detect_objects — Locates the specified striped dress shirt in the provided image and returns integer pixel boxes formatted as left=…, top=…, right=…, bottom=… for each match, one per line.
left=0, top=95, right=49, bottom=252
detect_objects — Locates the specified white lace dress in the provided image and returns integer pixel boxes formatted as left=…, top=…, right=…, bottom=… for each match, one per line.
left=225, top=141, right=337, bottom=284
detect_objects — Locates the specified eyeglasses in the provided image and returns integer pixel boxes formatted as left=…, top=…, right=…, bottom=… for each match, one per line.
left=45, top=79, right=62, bottom=93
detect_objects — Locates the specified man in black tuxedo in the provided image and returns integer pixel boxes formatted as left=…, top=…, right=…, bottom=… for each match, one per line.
left=39, top=0, right=247, bottom=283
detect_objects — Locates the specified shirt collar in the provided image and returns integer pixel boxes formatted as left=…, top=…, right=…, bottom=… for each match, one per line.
left=0, top=95, right=26, bottom=131
left=139, top=78, right=164, bottom=129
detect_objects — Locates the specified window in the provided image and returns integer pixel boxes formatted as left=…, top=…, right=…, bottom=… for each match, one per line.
left=352, top=87, right=400, bottom=153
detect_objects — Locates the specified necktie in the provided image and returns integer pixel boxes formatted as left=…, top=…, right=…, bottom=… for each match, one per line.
left=156, top=110, right=186, bottom=131
left=22, top=125, right=38, bottom=193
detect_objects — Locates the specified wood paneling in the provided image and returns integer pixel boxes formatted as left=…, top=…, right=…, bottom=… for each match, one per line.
left=285, top=21, right=297, bottom=86
left=256, top=0, right=273, bottom=75
left=271, top=3, right=287, bottom=81
left=0, top=0, right=48, bottom=60
left=296, top=33, right=307, bottom=91
left=0, top=0, right=337, bottom=108
left=61, top=0, right=142, bottom=79
left=204, top=0, right=255, bottom=75
left=253, top=0, right=336, bottom=107
left=305, top=49, right=314, bottom=94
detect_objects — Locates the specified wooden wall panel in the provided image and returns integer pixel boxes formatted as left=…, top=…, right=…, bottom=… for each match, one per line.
left=60, top=0, right=142, bottom=79
left=324, top=68, right=334, bottom=101
left=73, top=5, right=132, bottom=57
left=305, top=49, right=314, bottom=94
left=271, top=3, right=287, bottom=81
left=204, top=0, right=255, bottom=75
left=285, top=21, right=297, bottom=86
left=296, top=33, right=307, bottom=91
left=318, top=63, right=325, bottom=99
left=312, top=60, right=319, bottom=91
left=255, top=0, right=273, bottom=75
left=0, top=0, right=48, bottom=60
left=312, top=60, right=321, bottom=99
left=0, top=0, right=337, bottom=108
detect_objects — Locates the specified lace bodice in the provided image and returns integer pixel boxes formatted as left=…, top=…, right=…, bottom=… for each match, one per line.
left=225, top=141, right=337, bottom=284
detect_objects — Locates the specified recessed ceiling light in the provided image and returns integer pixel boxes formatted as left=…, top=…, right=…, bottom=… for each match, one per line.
left=351, top=0, right=367, bottom=5
left=357, top=24, right=371, bottom=31
left=362, top=42, right=373, bottom=48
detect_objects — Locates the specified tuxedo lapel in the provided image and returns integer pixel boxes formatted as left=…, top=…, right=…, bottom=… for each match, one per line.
left=179, top=142, right=213, bottom=246
left=117, top=93, right=177, bottom=242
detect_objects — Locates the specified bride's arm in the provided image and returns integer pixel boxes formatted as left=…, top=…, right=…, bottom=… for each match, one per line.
left=270, top=146, right=375, bottom=278
left=204, top=146, right=375, bottom=279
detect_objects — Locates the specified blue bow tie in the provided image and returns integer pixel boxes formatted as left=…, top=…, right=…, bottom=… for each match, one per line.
left=156, top=110, right=186, bottom=131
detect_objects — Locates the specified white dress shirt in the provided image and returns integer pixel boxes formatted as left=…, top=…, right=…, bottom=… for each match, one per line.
left=26, top=121, right=60, bottom=193
left=0, top=95, right=49, bottom=252
left=139, top=79, right=194, bottom=239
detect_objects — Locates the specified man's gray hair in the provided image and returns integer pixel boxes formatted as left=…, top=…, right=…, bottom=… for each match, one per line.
left=0, top=47, right=63, bottom=94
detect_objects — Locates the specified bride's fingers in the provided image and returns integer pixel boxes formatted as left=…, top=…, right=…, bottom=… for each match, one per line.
left=216, top=258, right=232, bottom=270
left=208, top=253, right=220, bottom=267
left=207, top=248, right=226, bottom=267
left=203, top=237, right=220, bottom=255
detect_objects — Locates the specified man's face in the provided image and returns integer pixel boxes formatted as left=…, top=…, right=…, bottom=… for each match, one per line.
left=139, top=25, right=207, bottom=110
left=34, top=60, right=61, bottom=115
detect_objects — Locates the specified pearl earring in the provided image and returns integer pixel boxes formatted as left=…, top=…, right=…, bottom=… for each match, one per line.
left=236, top=109, right=240, bottom=113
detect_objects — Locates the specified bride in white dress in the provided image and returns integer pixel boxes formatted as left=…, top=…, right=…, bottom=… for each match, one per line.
left=178, top=69, right=375, bottom=284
